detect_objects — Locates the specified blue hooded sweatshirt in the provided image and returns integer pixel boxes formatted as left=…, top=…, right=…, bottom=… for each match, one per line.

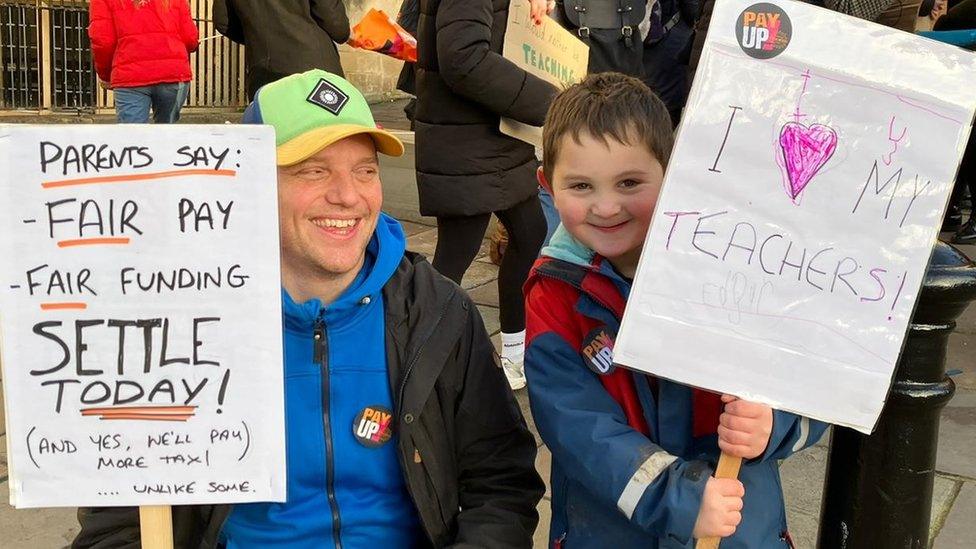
left=222, top=213, right=422, bottom=548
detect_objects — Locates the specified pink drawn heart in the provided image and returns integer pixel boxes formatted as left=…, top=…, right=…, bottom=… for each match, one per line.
left=778, top=122, right=838, bottom=200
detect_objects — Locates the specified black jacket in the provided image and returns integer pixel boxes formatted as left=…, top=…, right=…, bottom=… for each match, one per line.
left=213, top=0, right=350, bottom=100
left=414, top=0, right=558, bottom=217
left=72, top=253, right=544, bottom=548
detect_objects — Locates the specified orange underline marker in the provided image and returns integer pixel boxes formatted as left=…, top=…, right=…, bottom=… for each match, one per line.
left=82, top=405, right=196, bottom=416
left=98, top=415, right=192, bottom=422
left=42, top=168, right=237, bottom=189
left=82, top=405, right=197, bottom=421
left=40, top=302, right=87, bottom=310
left=58, top=237, right=130, bottom=248
left=88, top=410, right=193, bottom=416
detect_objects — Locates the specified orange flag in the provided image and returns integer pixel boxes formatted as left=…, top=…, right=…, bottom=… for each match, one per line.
left=348, top=8, right=418, bottom=63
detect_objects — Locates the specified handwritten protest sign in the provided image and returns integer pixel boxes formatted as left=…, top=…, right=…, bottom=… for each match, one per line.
left=501, top=0, right=588, bottom=147
left=615, top=0, right=976, bottom=433
left=0, top=125, right=286, bottom=507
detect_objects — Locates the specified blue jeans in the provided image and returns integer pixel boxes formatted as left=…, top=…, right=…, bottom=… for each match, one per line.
left=114, top=82, right=189, bottom=124
left=538, top=185, right=560, bottom=248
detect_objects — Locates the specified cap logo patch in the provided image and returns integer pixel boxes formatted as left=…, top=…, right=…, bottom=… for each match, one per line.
left=306, top=78, right=349, bottom=115
left=353, top=405, right=394, bottom=448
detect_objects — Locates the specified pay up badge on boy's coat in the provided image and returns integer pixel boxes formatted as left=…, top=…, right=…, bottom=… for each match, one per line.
left=614, top=0, right=976, bottom=434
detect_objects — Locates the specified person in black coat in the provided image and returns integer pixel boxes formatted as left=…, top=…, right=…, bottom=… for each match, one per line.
left=934, top=0, right=976, bottom=242
left=550, top=0, right=698, bottom=127
left=213, top=0, right=350, bottom=100
left=396, top=0, right=420, bottom=128
left=415, top=0, right=558, bottom=389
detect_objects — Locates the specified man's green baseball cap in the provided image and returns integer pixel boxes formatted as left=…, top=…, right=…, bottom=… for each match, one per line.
left=242, top=69, right=404, bottom=166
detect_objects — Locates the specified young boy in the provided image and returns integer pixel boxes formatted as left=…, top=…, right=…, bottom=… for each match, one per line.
left=524, top=73, right=828, bottom=547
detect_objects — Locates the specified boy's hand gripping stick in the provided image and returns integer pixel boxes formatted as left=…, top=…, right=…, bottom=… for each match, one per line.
left=695, top=453, right=743, bottom=549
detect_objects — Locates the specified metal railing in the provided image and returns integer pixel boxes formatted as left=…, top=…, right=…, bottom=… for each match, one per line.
left=49, top=0, right=92, bottom=110
left=0, top=0, right=245, bottom=114
left=1, top=1, right=40, bottom=110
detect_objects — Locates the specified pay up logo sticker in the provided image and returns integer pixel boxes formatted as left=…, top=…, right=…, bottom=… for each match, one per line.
left=735, top=2, right=792, bottom=59
left=353, top=405, right=394, bottom=448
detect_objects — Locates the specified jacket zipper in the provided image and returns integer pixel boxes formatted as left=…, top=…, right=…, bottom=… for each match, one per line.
left=314, top=313, right=343, bottom=549
left=395, top=290, right=456, bottom=415
left=394, top=289, right=456, bottom=545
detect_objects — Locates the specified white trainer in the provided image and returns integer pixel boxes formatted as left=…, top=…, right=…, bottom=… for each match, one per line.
left=501, top=356, right=527, bottom=390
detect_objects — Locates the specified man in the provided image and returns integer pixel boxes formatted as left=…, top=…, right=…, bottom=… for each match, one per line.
left=213, top=0, right=350, bottom=100
left=72, top=70, right=544, bottom=548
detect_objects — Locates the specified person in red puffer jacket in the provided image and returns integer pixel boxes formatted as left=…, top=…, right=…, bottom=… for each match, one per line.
left=88, top=0, right=199, bottom=123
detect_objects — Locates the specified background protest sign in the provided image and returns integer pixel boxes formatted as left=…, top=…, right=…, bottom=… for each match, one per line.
left=0, top=125, right=286, bottom=508
left=614, top=0, right=976, bottom=434
left=501, top=0, right=588, bottom=147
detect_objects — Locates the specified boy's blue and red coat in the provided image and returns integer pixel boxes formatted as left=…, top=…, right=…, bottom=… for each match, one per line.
left=524, top=226, right=828, bottom=548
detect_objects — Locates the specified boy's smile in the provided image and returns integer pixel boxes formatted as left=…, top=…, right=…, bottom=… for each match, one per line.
left=548, top=130, right=664, bottom=278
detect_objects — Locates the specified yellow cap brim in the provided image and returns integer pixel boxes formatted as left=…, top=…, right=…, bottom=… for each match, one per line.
left=277, top=124, right=405, bottom=166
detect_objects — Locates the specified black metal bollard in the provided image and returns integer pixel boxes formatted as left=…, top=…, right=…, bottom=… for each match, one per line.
left=817, top=241, right=976, bottom=548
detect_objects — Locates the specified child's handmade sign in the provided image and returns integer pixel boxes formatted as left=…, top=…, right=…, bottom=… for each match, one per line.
left=501, top=0, right=588, bottom=147
left=0, top=125, right=286, bottom=507
left=615, top=0, right=976, bottom=434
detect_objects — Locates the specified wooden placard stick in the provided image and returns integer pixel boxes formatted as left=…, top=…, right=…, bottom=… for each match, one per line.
left=139, top=505, right=174, bottom=549
left=695, top=453, right=743, bottom=549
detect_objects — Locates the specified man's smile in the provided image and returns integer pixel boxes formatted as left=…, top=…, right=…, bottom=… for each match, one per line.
left=310, top=217, right=362, bottom=237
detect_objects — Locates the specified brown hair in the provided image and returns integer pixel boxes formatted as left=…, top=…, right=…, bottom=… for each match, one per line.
left=542, top=72, right=674, bottom=183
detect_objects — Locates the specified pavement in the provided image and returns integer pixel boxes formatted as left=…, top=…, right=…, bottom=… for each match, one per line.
left=2, top=100, right=976, bottom=548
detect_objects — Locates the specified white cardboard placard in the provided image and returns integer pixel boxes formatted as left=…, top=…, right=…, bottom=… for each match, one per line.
left=0, top=125, right=286, bottom=507
left=501, top=0, right=589, bottom=147
left=615, top=0, right=976, bottom=433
